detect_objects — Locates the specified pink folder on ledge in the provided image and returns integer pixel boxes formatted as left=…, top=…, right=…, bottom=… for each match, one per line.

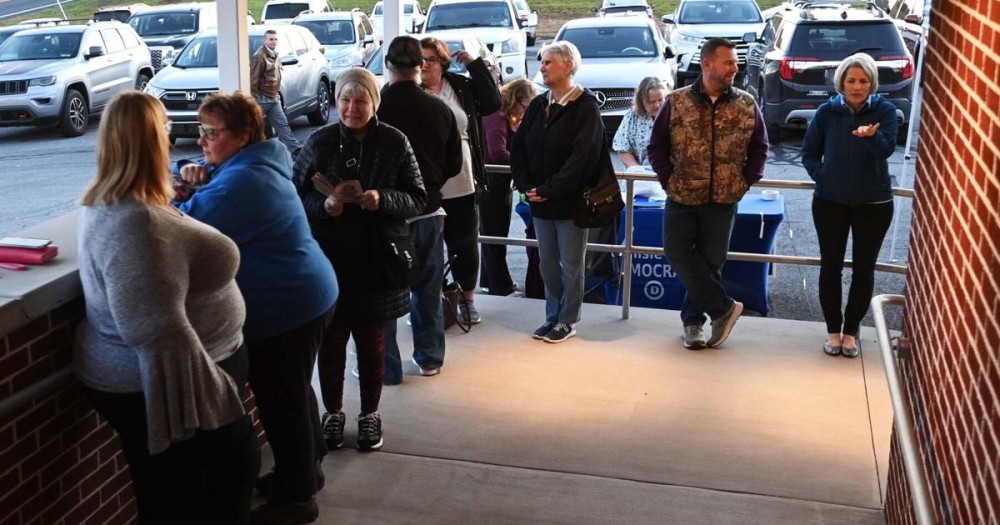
left=0, top=245, right=59, bottom=265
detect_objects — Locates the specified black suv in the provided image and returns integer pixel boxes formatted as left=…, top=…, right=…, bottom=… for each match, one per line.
left=744, top=1, right=914, bottom=143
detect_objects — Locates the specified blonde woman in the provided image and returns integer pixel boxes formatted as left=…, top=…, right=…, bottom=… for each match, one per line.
left=74, top=91, right=258, bottom=524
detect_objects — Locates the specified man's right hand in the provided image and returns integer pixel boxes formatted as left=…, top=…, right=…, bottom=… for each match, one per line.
left=180, top=164, right=209, bottom=186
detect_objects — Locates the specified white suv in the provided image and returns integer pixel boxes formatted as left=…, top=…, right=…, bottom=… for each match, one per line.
left=422, top=0, right=527, bottom=81
left=0, top=22, right=154, bottom=137
left=661, top=0, right=765, bottom=87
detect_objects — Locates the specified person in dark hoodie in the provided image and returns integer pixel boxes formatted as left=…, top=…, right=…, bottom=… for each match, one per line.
left=802, top=52, right=898, bottom=359
left=175, top=91, right=339, bottom=524
left=420, top=36, right=501, bottom=325
left=377, top=36, right=462, bottom=383
left=511, top=41, right=609, bottom=344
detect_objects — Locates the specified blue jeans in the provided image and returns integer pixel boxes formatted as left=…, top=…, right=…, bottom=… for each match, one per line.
left=663, top=200, right=737, bottom=326
left=533, top=217, right=588, bottom=326
left=257, top=94, right=302, bottom=152
left=384, top=216, right=445, bottom=383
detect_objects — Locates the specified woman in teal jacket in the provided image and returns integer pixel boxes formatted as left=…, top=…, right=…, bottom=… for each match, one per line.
left=802, top=53, right=897, bottom=359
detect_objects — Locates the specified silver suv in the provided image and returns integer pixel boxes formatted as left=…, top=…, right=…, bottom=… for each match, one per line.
left=144, top=25, right=331, bottom=141
left=661, top=0, right=765, bottom=87
left=293, top=10, right=378, bottom=88
left=0, top=22, right=154, bottom=137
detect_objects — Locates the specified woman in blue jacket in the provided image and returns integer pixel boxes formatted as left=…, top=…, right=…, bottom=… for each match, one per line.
left=176, top=91, right=338, bottom=523
left=802, top=53, right=897, bottom=358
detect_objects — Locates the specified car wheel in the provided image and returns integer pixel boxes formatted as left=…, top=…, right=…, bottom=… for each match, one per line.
left=308, top=82, right=330, bottom=125
left=59, top=89, right=88, bottom=137
left=135, top=73, right=151, bottom=91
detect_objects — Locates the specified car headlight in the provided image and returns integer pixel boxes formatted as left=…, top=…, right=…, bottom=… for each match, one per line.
left=501, top=36, right=522, bottom=54
left=675, top=33, right=702, bottom=45
left=28, top=76, right=57, bottom=87
left=331, top=56, right=353, bottom=67
left=144, top=84, right=166, bottom=98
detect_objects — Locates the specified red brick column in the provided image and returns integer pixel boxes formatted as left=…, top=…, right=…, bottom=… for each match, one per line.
left=884, top=1, right=1000, bottom=523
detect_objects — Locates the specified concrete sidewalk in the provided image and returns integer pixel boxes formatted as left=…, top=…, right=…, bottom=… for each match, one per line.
left=264, top=295, right=894, bottom=524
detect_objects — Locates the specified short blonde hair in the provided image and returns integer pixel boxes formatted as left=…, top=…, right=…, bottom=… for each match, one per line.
left=834, top=53, right=879, bottom=95
left=81, top=91, right=173, bottom=206
left=633, top=76, right=667, bottom=117
left=541, top=41, right=582, bottom=76
left=499, top=78, right=538, bottom=118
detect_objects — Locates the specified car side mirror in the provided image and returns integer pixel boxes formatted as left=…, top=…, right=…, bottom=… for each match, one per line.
left=742, top=31, right=758, bottom=44
left=86, top=46, right=105, bottom=58
left=661, top=15, right=674, bottom=24
left=903, top=13, right=921, bottom=25
left=364, top=34, right=374, bottom=44
left=281, top=55, right=299, bottom=66
left=663, top=44, right=676, bottom=59
left=527, top=11, right=538, bottom=26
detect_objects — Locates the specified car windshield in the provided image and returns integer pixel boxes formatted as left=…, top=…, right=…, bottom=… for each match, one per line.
left=0, top=33, right=81, bottom=60
left=173, top=35, right=265, bottom=68
left=789, top=23, right=905, bottom=54
left=425, top=3, right=512, bottom=30
left=678, top=1, right=762, bottom=23
left=0, top=31, right=20, bottom=48
left=265, top=3, right=309, bottom=19
left=373, top=3, right=414, bottom=15
left=560, top=26, right=657, bottom=58
left=94, top=11, right=131, bottom=23
left=296, top=20, right=356, bottom=44
left=129, top=12, right=199, bottom=36
left=373, top=4, right=383, bottom=15
left=603, top=6, right=648, bottom=14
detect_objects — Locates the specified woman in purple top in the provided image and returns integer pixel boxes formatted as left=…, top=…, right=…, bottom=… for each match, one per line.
left=480, top=79, right=538, bottom=296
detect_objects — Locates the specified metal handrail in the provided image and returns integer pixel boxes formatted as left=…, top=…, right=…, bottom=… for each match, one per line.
left=870, top=294, right=934, bottom=524
left=0, top=366, right=73, bottom=420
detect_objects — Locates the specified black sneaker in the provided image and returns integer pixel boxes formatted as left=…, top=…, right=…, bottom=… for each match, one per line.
left=707, top=301, right=743, bottom=348
left=532, top=322, right=555, bottom=340
left=321, top=411, right=345, bottom=450
left=543, top=323, right=576, bottom=344
left=250, top=497, right=318, bottom=524
left=357, top=412, right=384, bottom=451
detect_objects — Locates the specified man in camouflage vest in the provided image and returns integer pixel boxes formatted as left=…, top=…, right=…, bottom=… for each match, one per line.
left=647, top=37, right=769, bottom=350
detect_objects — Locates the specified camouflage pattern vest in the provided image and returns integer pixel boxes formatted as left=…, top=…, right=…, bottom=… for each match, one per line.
left=665, top=86, right=757, bottom=205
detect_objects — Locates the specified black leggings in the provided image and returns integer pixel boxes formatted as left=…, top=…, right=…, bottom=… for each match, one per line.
left=442, top=193, right=480, bottom=292
left=812, top=197, right=893, bottom=336
left=479, top=173, right=515, bottom=295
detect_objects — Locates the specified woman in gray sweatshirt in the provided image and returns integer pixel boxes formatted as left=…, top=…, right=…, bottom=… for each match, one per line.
left=73, top=91, right=258, bottom=524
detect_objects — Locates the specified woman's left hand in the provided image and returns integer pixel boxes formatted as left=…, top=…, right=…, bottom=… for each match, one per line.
left=357, top=189, right=381, bottom=211
left=852, top=122, right=880, bottom=138
left=454, top=50, right=474, bottom=66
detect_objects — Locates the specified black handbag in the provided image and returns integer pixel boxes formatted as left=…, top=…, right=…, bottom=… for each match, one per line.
left=572, top=153, right=624, bottom=228
left=372, top=223, right=420, bottom=291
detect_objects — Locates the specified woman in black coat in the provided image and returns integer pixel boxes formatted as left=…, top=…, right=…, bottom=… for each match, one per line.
left=293, top=68, right=426, bottom=452
left=511, top=41, right=607, bottom=344
left=419, top=37, right=501, bottom=324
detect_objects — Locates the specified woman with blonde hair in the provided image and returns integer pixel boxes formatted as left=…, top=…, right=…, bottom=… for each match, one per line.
left=480, top=78, right=538, bottom=296
left=612, top=76, right=668, bottom=168
left=75, top=90, right=259, bottom=524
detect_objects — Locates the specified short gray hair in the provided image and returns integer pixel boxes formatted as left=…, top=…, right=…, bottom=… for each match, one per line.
left=833, top=53, right=879, bottom=95
left=540, top=41, right=582, bottom=76
left=633, top=76, right=668, bottom=117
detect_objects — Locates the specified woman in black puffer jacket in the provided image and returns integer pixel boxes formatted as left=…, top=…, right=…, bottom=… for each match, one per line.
left=293, top=68, right=426, bottom=453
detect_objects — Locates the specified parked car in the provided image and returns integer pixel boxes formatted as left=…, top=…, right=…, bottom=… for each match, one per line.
left=294, top=10, right=377, bottom=89
left=744, top=2, right=913, bottom=143
left=261, top=0, right=332, bottom=25
left=366, top=34, right=500, bottom=85
left=534, top=16, right=676, bottom=141
left=0, top=22, right=153, bottom=136
left=661, top=0, right=765, bottom=87
left=370, top=0, right=428, bottom=42
left=144, top=25, right=331, bottom=141
left=422, top=0, right=527, bottom=81
left=594, top=0, right=654, bottom=19
left=513, top=0, right=539, bottom=46
left=128, top=3, right=218, bottom=71
left=93, top=3, right=150, bottom=23
left=0, top=25, right=28, bottom=48
left=887, top=0, right=929, bottom=66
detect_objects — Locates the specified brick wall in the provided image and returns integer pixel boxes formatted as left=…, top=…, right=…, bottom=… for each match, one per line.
left=884, top=0, right=1000, bottom=523
left=0, top=299, right=266, bottom=525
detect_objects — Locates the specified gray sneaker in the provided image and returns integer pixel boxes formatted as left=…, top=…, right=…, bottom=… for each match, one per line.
left=683, top=325, right=707, bottom=350
left=357, top=412, right=384, bottom=451
left=459, top=301, right=482, bottom=324
left=707, top=301, right=743, bottom=347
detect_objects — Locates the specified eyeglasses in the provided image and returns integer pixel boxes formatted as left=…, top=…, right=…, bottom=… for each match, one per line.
left=421, top=56, right=441, bottom=64
left=198, top=125, right=226, bottom=141
left=518, top=101, right=529, bottom=111
left=163, top=121, right=173, bottom=133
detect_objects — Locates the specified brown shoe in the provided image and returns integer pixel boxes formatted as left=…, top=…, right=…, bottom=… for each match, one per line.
left=707, top=301, right=743, bottom=348
left=251, top=497, right=319, bottom=525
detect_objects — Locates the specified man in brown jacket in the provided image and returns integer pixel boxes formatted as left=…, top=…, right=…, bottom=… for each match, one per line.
left=647, top=38, right=769, bottom=350
left=250, top=29, right=303, bottom=154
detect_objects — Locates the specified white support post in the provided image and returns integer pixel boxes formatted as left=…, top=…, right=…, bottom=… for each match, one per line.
left=384, top=0, right=403, bottom=45
left=216, top=0, right=251, bottom=93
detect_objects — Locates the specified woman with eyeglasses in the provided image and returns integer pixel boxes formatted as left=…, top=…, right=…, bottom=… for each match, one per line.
left=481, top=78, right=538, bottom=296
left=75, top=91, right=258, bottom=523
left=174, top=91, right=339, bottom=523
left=612, top=76, right=668, bottom=170
left=419, top=37, right=501, bottom=322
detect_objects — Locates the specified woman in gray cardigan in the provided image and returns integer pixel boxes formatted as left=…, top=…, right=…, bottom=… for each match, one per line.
left=74, top=91, right=258, bottom=524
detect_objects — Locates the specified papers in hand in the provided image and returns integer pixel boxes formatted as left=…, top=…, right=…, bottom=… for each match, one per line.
left=312, top=174, right=364, bottom=204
